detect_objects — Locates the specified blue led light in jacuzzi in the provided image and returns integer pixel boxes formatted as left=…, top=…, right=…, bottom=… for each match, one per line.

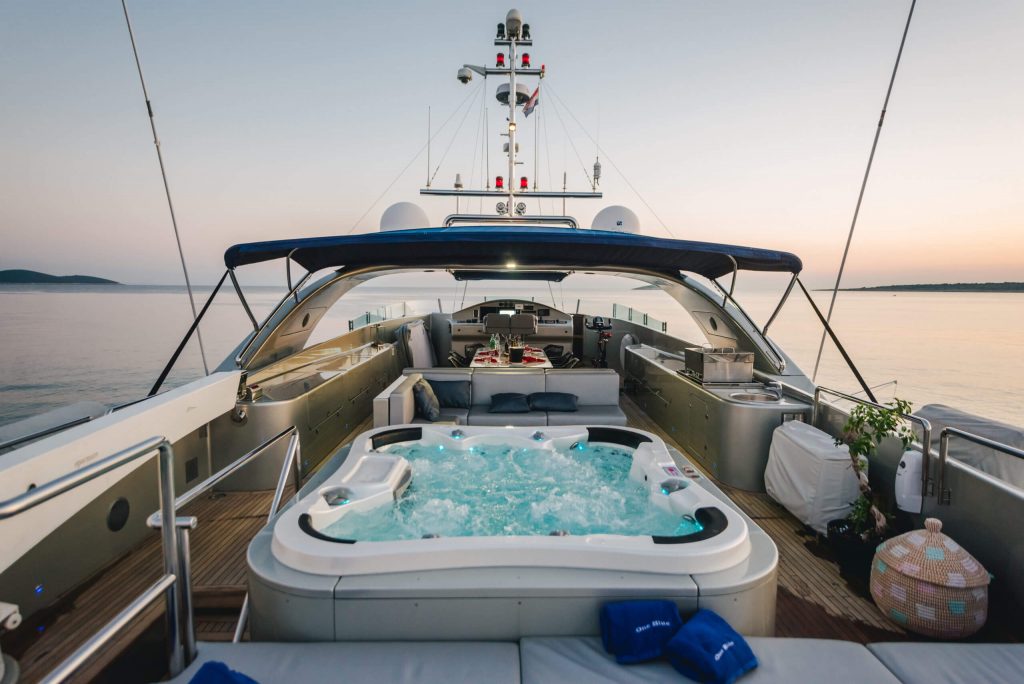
left=322, top=443, right=703, bottom=541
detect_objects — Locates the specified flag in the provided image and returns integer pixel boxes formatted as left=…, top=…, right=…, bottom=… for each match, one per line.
left=523, top=86, right=540, bottom=118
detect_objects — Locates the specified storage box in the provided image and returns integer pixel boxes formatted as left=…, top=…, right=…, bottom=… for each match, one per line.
left=870, top=518, right=989, bottom=638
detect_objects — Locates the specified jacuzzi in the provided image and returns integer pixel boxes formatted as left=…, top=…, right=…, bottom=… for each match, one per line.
left=272, top=425, right=750, bottom=576
left=248, top=424, right=779, bottom=641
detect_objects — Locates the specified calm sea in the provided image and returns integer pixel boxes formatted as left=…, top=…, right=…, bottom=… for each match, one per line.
left=1, top=283, right=1021, bottom=428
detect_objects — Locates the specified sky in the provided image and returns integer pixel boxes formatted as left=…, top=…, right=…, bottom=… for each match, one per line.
left=1, top=0, right=1022, bottom=288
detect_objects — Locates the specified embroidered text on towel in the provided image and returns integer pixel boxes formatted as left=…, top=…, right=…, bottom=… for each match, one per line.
left=635, top=620, right=675, bottom=634
left=713, top=640, right=735, bottom=661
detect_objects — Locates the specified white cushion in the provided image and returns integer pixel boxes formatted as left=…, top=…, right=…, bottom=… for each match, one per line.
left=471, top=370, right=546, bottom=406
left=468, top=407, right=548, bottom=426
left=546, top=406, right=627, bottom=426
left=868, top=642, right=1024, bottom=684
left=519, top=636, right=902, bottom=684
left=544, top=370, right=620, bottom=406
left=164, top=641, right=520, bottom=684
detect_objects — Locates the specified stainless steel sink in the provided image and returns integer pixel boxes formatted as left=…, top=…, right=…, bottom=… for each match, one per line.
left=729, top=391, right=781, bottom=403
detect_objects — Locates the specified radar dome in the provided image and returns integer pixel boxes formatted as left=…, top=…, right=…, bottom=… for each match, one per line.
left=592, top=205, right=640, bottom=233
left=379, top=202, right=430, bottom=231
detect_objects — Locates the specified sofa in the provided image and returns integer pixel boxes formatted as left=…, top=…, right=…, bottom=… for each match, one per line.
left=166, top=638, right=1024, bottom=684
left=372, top=368, right=627, bottom=428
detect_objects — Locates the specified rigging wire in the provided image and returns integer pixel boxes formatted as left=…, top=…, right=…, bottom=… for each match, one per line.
left=546, top=89, right=593, bottom=188
left=812, top=0, right=917, bottom=381
left=545, top=82, right=677, bottom=239
left=120, top=0, right=208, bottom=374
left=429, top=84, right=483, bottom=186
left=347, top=80, right=483, bottom=232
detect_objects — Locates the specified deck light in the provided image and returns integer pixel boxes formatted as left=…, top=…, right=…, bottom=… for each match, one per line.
left=522, top=53, right=531, bottom=68
left=506, top=261, right=517, bottom=269
left=495, top=175, right=504, bottom=189
left=508, top=122, right=517, bottom=132
left=520, top=176, right=528, bottom=190
left=496, top=52, right=505, bottom=68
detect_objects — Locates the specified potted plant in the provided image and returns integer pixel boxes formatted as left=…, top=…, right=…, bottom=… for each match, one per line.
left=827, top=398, right=914, bottom=587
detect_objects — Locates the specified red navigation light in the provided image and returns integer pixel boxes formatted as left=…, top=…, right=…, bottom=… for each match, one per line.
left=496, top=53, right=505, bottom=68
left=520, top=176, right=528, bottom=190
left=495, top=175, right=504, bottom=189
left=522, top=53, right=531, bottom=68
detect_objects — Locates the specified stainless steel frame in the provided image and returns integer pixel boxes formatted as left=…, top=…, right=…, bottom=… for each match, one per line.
left=813, top=386, right=932, bottom=496
left=442, top=213, right=579, bottom=227
left=937, top=427, right=1024, bottom=505
left=0, top=436, right=189, bottom=680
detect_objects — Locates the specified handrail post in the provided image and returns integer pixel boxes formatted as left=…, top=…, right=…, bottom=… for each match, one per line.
left=233, top=428, right=302, bottom=643
left=175, top=521, right=198, bottom=663
left=938, top=429, right=952, bottom=505
left=157, top=442, right=186, bottom=677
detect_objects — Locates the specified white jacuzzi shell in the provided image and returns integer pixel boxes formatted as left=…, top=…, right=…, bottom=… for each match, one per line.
left=272, top=424, right=751, bottom=577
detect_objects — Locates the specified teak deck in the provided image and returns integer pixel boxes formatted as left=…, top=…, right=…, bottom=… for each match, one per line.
left=8, top=399, right=920, bottom=682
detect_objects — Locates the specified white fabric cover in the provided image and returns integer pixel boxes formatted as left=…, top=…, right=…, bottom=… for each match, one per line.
left=914, top=404, right=1024, bottom=488
left=402, top=320, right=436, bottom=368
left=544, top=369, right=620, bottom=406
left=164, top=641, right=521, bottom=684
left=764, top=421, right=860, bottom=534
left=519, top=636, right=901, bottom=684
left=868, top=642, right=1024, bottom=684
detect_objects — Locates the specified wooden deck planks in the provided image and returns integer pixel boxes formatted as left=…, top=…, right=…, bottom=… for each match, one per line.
left=13, top=415, right=373, bottom=683
left=619, top=394, right=905, bottom=641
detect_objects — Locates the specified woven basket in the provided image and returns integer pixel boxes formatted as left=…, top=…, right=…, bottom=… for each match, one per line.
left=870, top=518, right=989, bottom=638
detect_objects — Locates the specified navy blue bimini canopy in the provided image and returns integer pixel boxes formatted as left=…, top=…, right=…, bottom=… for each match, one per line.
left=224, top=227, right=801, bottom=280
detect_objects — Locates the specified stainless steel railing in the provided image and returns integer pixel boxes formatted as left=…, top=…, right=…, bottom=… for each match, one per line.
left=232, top=429, right=302, bottom=642
left=0, top=436, right=189, bottom=681
left=812, top=386, right=933, bottom=497
left=937, top=426, right=1024, bottom=505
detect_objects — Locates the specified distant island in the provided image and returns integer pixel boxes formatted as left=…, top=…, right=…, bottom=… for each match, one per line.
left=0, top=269, right=119, bottom=285
left=819, top=282, right=1023, bottom=293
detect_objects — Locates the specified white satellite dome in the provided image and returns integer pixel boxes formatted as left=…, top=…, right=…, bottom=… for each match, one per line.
left=379, top=202, right=430, bottom=231
left=591, top=205, right=640, bottom=233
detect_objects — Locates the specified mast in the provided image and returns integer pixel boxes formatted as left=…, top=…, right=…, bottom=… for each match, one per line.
left=421, top=8, right=601, bottom=225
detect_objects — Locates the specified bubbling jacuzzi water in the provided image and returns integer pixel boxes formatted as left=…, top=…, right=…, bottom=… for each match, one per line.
left=323, top=442, right=703, bottom=541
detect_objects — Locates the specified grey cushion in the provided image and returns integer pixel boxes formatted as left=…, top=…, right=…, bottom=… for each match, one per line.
left=544, top=370, right=619, bottom=406
left=868, top=642, right=1024, bottom=684
left=547, top=405, right=627, bottom=426
left=164, top=641, right=520, bottom=684
left=490, top=393, right=531, bottom=413
left=529, top=392, right=578, bottom=412
left=472, top=370, right=546, bottom=405
left=412, top=379, right=441, bottom=421
left=468, top=407, right=548, bottom=426
left=429, top=379, right=472, bottom=409
left=520, top=636, right=902, bottom=684
left=413, top=407, right=468, bottom=425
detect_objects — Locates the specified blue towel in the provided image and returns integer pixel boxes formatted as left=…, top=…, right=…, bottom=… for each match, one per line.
left=599, top=600, right=683, bottom=664
left=665, top=609, right=757, bottom=684
left=189, top=661, right=259, bottom=684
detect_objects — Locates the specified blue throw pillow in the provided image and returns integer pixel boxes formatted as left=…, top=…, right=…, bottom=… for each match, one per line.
left=428, top=379, right=472, bottom=409
left=665, top=609, right=758, bottom=684
left=599, top=600, right=683, bottom=664
left=488, top=393, right=531, bottom=413
left=188, top=661, right=259, bottom=684
left=528, top=392, right=578, bottom=412
left=412, top=379, right=441, bottom=421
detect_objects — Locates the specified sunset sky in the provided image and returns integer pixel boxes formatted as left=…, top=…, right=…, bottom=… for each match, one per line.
left=1, top=0, right=1022, bottom=287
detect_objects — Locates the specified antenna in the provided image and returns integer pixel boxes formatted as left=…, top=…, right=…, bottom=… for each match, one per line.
left=426, top=106, right=431, bottom=187
left=120, top=0, right=208, bottom=375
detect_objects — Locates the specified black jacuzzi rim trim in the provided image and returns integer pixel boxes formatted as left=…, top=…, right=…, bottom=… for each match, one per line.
left=585, top=427, right=653, bottom=449
left=371, top=426, right=423, bottom=450
left=651, top=507, right=728, bottom=544
left=299, top=513, right=356, bottom=544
